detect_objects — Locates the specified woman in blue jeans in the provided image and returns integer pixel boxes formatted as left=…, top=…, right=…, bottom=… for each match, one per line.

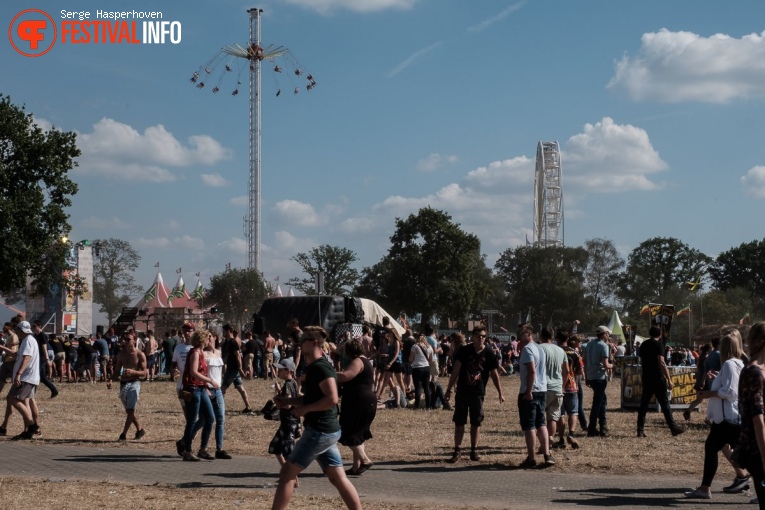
left=181, top=330, right=219, bottom=462
left=191, top=332, right=232, bottom=459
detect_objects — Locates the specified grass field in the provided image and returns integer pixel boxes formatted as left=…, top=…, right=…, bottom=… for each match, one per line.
left=0, top=373, right=718, bottom=478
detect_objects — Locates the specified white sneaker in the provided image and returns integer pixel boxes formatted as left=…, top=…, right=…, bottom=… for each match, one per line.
left=684, top=488, right=711, bottom=499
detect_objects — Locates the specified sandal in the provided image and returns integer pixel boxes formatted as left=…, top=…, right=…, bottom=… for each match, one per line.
left=356, top=462, right=373, bottom=475
left=470, top=450, right=481, bottom=461
left=447, top=448, right=461, bottom=464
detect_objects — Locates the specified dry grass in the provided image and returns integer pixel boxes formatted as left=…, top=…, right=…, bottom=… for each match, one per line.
left=0, top=477, right=459, bottom=510
left=6, top=375, right=719, bottom=477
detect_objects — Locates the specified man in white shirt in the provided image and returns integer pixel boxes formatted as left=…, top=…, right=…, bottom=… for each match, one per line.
left=6, top=320, right=40, bottom=440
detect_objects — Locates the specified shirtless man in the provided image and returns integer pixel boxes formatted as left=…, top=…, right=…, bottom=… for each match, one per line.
left=108, top=335, right=147, bottom=441
left=143, top=330, right=158, bottom=382
left=0, top=322, right=20, bottom=394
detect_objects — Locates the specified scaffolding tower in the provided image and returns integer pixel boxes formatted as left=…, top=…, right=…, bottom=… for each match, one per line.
left=533, top=141, right=564, bottom=248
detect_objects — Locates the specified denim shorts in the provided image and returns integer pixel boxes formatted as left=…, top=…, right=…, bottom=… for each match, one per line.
left=287, top=426, right=343, bottom=470
left=222, top=368, right=243, bottom=389
left=119, top=381, right=141, bottom=410
left=518, top=392, right=546, bottom=431
left=561, top=392, right=579, bottom=416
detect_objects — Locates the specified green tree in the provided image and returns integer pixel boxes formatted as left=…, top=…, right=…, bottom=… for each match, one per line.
left=287, top=244, right=360, bottom=296
left=206, top=268, right=269, bottom=330
left=354, top=258, right=397, bottom=315
left=494, top=245, right=589, bottom=328
left=0, top=94, right=80, bottom=294
left=92, top=239, right=142, bottom=324
left=708, top=239, right=765, bottom=315
left=617, top=237, right=711, bottom=313
left=700, top=287, right=753, bottom=326
left=583, top=238, right=625, bottom=307
left=370, top=207, right=482, bottom=326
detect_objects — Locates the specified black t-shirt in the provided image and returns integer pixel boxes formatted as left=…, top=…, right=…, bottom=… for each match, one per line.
left=50, top=336, right=64, bottom=354
left=639, top=337, right=663, bottom=380
left=402, top=337, right=416, bottom=362
left=372, top=326, right=388, bottom=352
left=454, top=344, right=499, bottom=396
left=35, top=332, right=50, bottom=353
left=302, top=357, right=340, bottom=433
left=80, top=341, right=96, bottom=357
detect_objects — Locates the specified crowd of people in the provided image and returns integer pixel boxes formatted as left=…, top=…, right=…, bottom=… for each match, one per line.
left=4, top=314, right=765, bottom=509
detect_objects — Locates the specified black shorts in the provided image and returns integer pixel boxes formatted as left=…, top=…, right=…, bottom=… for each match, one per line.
left=386, top=362, right=402, bottom=374
left=453, top=392, right=484, bottom=427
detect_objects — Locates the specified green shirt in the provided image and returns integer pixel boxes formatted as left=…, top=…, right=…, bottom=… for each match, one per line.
left=302, top=357, right=340, bottom=433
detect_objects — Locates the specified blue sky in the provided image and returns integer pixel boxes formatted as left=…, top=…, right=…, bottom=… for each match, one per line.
left=3, top=0, right=765, bottom=325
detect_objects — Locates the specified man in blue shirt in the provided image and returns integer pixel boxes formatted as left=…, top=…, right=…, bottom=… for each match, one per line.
left=585, top=326, right=613, bottom=437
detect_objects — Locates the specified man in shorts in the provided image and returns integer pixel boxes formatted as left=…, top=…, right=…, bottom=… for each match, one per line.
left=555, top=329, right=582, bottom=449
left=271, top=326, right=361, bottom=510
left=221, top=324, right=254, bottom=413
left=0, top=322, right=20, bottom=394
left=517, top=323, right=553, bottom=467
left=108, top=334, right=147, bottom=441
left=538, top=327, right=568, bottom=452
left=5, top=321, right=40, bottom=440
left=444, top=325, right=504, bottom=463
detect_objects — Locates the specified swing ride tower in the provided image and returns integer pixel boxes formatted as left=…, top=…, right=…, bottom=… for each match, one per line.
left=246, top=7, right=263, bottom=271
left=533, top=141, right=564, bottom=248
left=193, top=8, right=314, bottom=273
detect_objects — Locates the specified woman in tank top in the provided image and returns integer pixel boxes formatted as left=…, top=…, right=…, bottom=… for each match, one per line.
left=191, top=332, right=231, bottom=460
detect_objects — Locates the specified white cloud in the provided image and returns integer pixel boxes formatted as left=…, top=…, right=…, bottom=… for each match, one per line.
left=563, top=117, right=668, bottom=191
left=76, top=118, right=231, bottom=182
left=742, top=166, right=765, bottom=198
left=201, top=173, right=230, bottom=187
left=217, top=236, right=247, bottom=254
left=229, top=195, right=248, bottom=207
left=136, top=235, right=205, bottom=250
left=387, top=41, right=442, bottom=78
left=283, top=0, right=417, bottom=14
left=32, top=116, right=52, bottom=132
left=608, top=28, right=765, bottom=103
left=271, top=200, right=325, bottom=227
left=463, top=156, right=534, bottom=193
left=467, top=1, right=525, bottom=33
left=416, top=153, right=458, bottom=172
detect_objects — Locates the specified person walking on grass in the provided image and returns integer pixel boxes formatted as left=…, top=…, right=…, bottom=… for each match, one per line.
left=221, top=324, right=254, bottom=414
left=271, top=326, right=362, bottom=510
left=107, top=334, right=147, bottom=441
left=517, top=323, right=553, bottom=468
left=585, top=326, right=613, bottom=437
left=636, top=326, right=687, bottom=438
left=684, top=333, right=749, bottom=499
left=0, top=320, right=40, bottom=440
left=539, top=327, right=568, bottom=452
left=444, top=325, right=505, bottom=464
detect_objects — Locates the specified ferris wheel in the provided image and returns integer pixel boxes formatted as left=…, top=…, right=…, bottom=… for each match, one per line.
left=533, top=141, right=564, bottom=248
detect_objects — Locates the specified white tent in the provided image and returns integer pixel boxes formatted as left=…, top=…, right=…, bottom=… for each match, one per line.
left=607, top=310, right=625, bottom=340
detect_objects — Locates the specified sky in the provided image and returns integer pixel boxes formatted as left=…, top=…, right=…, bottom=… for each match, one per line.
left=2, top=0, right=765, bottom=327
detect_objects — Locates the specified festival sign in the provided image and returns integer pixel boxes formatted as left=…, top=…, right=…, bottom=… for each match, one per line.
left=621, top=364, right=696, bottom=410
left=649, top=303, right=675, bottom=342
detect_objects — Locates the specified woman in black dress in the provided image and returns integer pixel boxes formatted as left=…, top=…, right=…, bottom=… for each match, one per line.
left=337, top=337, right=376, bottom=476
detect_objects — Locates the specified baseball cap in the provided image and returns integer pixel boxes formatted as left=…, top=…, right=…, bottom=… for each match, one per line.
left=181, top=322, right=195, bottom=331
left=17, top=321, right=33, bottom=335
left=596, top=325, right=611, bottom=335
left=273, top=359, right=296, bottom=371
